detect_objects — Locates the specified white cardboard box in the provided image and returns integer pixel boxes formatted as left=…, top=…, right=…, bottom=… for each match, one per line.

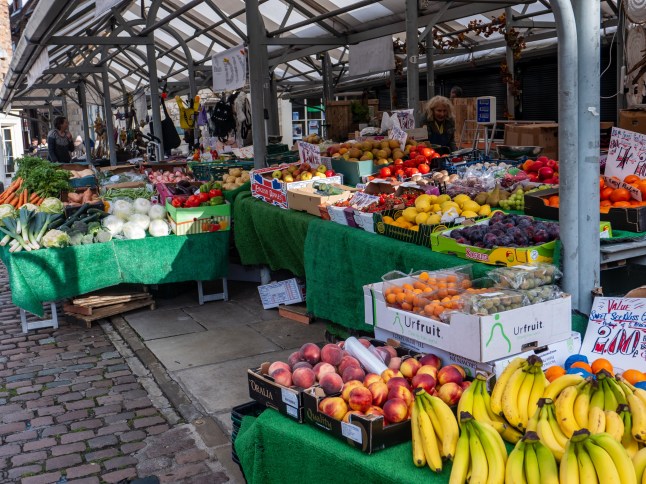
left=364, top=278, right=572, bottom=362
left=258, top=278, right=306, bottom=309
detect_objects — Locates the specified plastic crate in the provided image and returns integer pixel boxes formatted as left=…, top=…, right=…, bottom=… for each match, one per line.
left=188, top=161, right=254, bottom=182
left=231, top=401, right=265, bottom=476
left=265, top=151, right=299, bottom=166
left=266, top=143, right=289, bottom=155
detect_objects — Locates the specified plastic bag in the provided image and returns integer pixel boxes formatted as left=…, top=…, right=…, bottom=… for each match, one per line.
left=518, top=285, right=564, bottom=304
left=459, top=289, right=529, bottom=315
left=488, top=263, right=562, bottom=290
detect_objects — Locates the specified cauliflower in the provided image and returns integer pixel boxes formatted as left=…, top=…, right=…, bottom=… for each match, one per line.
left=42, top=229, right=71, bottom=248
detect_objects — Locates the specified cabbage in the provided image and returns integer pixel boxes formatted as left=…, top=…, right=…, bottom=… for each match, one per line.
left=102, top=215, right=124, bottom=235
left=39, top=198, right=64, bottom=214
left=133, top=198, right=152, bottom=215
left=122, top=221, right=146, bottom=240
left=128, top=213, right=150, bottom=231
left=0, top=204, right=15, bottom=224
left=42, top=229, right=71, bottom=248
left=22, top=203, right=39, bottom=212
left=148, top=219, right=170, bottom=237
left=148, top=203, right=166, bottom=220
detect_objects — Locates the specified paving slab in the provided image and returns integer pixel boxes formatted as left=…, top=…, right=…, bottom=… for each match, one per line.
left=250, top=319, right=326, bottom=350
left=173, top=348, right=295, bottom=415
left=124, top=308, right=206, bottom=341
left=145, top=326, right=281, bottom=371
left=183, top=302, right=260, bottom=328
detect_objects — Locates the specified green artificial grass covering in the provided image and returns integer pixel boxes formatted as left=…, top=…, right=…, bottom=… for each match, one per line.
left=304, top=218, right=493, bottom=332
left=233, top=191, right=315, bottom=277
left=224, top=181, right=251, bottom=204
left=0, top=231, right=229, bottom=316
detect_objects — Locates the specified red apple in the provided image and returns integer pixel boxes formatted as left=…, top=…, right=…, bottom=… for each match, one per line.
left=411, top=373, right=437, bottom=393
left=325, top=169, right=335, bottom=178
left=419, top=354, right=442, bottom=370
left=538, top=167, right=554, bottom=180
left=437, top=382, right=463, bottom=406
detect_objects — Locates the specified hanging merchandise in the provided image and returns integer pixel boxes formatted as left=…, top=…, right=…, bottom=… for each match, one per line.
left=160, top=97, right=181, bottom=151
left=175, top=95, right=200, bottom=130
left=197, top=105, right=208, bottom=127
left=210, top=96, right=236, bottom=142
left=233, top=91, right=252, bottom=146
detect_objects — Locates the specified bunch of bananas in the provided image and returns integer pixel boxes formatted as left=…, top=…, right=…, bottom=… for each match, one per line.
left=449, top=412, right=507, bottom=484
left=526, top=398, right=567, bottom=461
left=458, top=373, right=523, bottom=443
left=506, top=431, right=559, bottom=484
left=560, top=429, right=636, bottom=484
left=490, top=355, right=548, bottom=432
left=411, top=389, right=459, bottom=473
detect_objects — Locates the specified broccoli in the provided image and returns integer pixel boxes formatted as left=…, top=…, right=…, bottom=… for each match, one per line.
left=42, top=229, right=71, bottom=248
left=87, top=221, right=102, bottom=236
left=68, top=230, right=84, bottom=246
left=71, top=221, right=88, bottom=234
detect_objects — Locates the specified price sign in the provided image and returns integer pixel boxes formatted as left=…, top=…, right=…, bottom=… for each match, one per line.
left=389, top=125, right=408, bottom=151
left=606, top=127, right=646, bottom=180
left=349, top=192, right=380, bottom=209
left=297, top=141, right=321, bottom=166
left=581, top=297, right=646, bottom=371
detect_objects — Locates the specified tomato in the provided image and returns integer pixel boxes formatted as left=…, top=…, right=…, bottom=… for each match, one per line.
left=393, top=158, right=404, bottom=166
left=186, top=195, right=199, bottom=207
left=421, top=147, right=434, bottom=158
left=209, top=189, right=223, bottom=198
left=431, top=153, right=441, bottom=159
left=415, top=155, right=427, bottom=165
left=394, top=169, right=405, bottom=177
left=417, top=163, right=430, bottom=174
left=198, top=192, right=210, bottom=203
left=171, top=198, right=182, bottom=208
left=379, top=167, right=392, bottom=178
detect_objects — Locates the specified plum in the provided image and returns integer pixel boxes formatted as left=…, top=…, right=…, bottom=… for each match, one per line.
left=533, top=229, right=549, bottom=244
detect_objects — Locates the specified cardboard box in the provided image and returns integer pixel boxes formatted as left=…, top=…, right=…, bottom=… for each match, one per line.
left=287, top=184, right=355, bottom=217
left=247, top=367, right=303, bottom=422
left=250, top=162, right=343, bottom=209
left=619, top=110, right=646, bottom=136
left=302, top=387, right=410, bottom=453
left=257, top=278, right=305, bottom=309
left=61, top=163, right=97, bottom=188
left=504, top=124, right=559, bottom=160
left=330, top=158, right=375, bottom=186
left=165, top=199, right=230, bottom=235
left=364, top=278, right=572, bottom=362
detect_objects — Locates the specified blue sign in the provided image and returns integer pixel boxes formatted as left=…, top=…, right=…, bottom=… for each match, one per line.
left=476, top=96, right=496, bottom=124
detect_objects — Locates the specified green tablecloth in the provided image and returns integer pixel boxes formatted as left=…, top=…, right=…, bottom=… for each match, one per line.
left=0, top=231, right=229, bottom=316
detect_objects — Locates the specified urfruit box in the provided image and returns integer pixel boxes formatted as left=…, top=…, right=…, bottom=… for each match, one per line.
left=165, top=199, right=230, bottom=235
left=301, top=387, right=411, bottom=453
left=250, top=162, right=342, bottom=209
left=247, top=364, right=303, bottom=423
left=364, top=277, right=572, bottom=362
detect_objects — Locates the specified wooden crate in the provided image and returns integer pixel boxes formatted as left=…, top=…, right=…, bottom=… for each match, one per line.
left=453, top=97, right=477, bottom=148
left=325, top=100, right=379, bottom=141
left=64, top=290, right=155, bottom=328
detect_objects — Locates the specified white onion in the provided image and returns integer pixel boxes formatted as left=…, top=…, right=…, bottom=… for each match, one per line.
left=128, top=213, right=150, bottom=231
left=148, top=204, right=166, bottom=220
left=122, top=221, right=146, bottom=240
left=133, top=198, right=152, bottom=214
left=148, top=219, right=170, bottom=237
left=102, top=215, right=124, bottom=235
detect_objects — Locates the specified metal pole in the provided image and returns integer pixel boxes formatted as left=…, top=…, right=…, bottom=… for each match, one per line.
left=426, top=30, right=435, bottom=100
left=551, top=0, right=579, bottom=309
left=146, top=37, right=165, bottom=158
left=322, top=52, right=334, bottom=105
left=505, top=7, right=516, bottom=119
left=574, top=0, right=600, bottom=313
left=247, top=0, right=267, bottom=169
left=406, top=0, right=420, bottom=125
left=48, top=104, right=54, bottom=130
left=266, top=74, right=280, bottom=136
left=389, top=70, right=397, bottom=110
left=77, top=82, right=92, bottom=163
left=616, top=8, right=626, bottom=113
left=101, top=70, right=118, bottom=166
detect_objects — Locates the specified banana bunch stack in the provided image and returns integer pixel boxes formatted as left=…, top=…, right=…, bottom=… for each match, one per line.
left=449, top=412, right=507, bottom=484
left=490, top=355, right=548, bottom=434
left=560, top=429, right=636, bottom=484
left=458, top=373, right=523, bottom=443
left=506, top=431, right=559, bottom=484
left=526, top=398, right=567, bottom=461
left=411, top=389, right=459, bottom=473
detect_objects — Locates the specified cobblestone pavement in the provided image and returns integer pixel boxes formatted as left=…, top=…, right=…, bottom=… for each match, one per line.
left=0, top=263, right=233, bottom=484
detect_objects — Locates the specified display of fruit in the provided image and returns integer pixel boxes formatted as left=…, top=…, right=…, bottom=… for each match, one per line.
left=327, top=139, right=414, bottom=165
left=411, top=389, right=460, bottom=472
left=448, top=212, right=559, bottom=248
left=302, top=134, right=321, bottom=144
left=264, top=163, right=333, bottom=183
left=489, top=263, right=561, bottom=290
left=599, top=175, right=646, bottom=213
left=216, top=167, right=250, bottom=191
left=504, top=431, right=559, bottom=483
left=521, top=156, right=560, bottom=184
left=518, top=285, right=563, bottom=304
left=497, top=188, right=526, bottom=211
left=460, top=290, right=529, bottom=315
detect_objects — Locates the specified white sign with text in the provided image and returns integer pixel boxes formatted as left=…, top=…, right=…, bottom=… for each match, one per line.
left=606, top=127, right=646, bottom=180
left=212, top=45, right=247, bottom=92
left=297, top=141, right=321, bottom=166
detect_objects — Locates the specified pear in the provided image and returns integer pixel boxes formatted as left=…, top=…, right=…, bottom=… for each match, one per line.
left=474, top=192, right=489, bottom=205
left=485, top=186, right=501, bottom=207
left=499, top=190, right=511, bottom=201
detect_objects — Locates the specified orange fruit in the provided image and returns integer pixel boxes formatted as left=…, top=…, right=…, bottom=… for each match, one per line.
left=622, top=369, right=646, bottom=385
left=418, top=272, right=429, bottom=281
left=600, top=187, right=614, bottom=201
left=613, top=201, right=631, bottom=208
left=610, top=187, right=631, bottom=203
left=386, top=293, right=397, bottom=304
left=600, top=200, right=612, bottom=207
left=548, top=195, right=560, bottom=207
left=600, top=176, right=605, bottom=189
left=544, top=366, right=566, bottom=382
left=569, top=361, right=592, bottom=373
left=624, top=174, right=641, bottom=184
left=590, top=358, right=613, bottom=375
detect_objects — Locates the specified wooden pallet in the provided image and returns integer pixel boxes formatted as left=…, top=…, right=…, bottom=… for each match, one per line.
left=64, top=296, right=155, bottom=328
left=64, top=291, right=151, bottom=315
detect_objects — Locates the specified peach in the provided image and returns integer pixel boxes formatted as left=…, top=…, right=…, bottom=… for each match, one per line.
left=319, top=396, right=348, bottom=420
left=271, top=368, right=292, bottom=387
left=358, top=338, right=372, bottom=348
left=338, top=355, right=361, bottom=375
left=419, top=353, right=442, bottom=370
left=363, top=373, right=383, bottom=388
left=365, top=406, right=385, bottom=418
left=437, top=366, right=463, bottom=386
left=374, top=347, right=391, bottom=365
left=461, top=381, right=472, bottom=391
left=399, top=358, right=422, bottom=379
left=268, top=361, right=290, bottom=376
left=388, top=385, right=413, bottom=407
left=382, top=345, right=398, bottom=359
left=417, top=365, right=438, bottom=380
left=319, top=372, right=344, bottom=396
left=342, top=410, right=364, bottom=423
left=383, top=397, right=409, bottom=423
left=313, top=362, right=336, bottom=381
left=381, top=369, right=404, bottom=383
left=320, top=344, right=343, bottom=366
left=437, top=382, right=463, bottom=406
left=348, top=386, right=373, bottom=412
left=300, top=343, right=321, bottom=365
left=386, top=377, right=411, bottom=392
left=292, top=361, right=313, bottom=370
left=292, top=367, right=316, bottom=389
left=411, top=373, right=437, bottom=393
left=368, top=381, right=389, bottom=407
left=388, top=357, right=402, bottom=371
left=451, top=364, right=467, bottom=379
left=341, top=380, right=364, bottom=402
left=342, top=366, right=365, bottom=383
left=287, top=351, right=303, bottom=368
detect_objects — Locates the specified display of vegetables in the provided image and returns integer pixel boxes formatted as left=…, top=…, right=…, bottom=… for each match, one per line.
left=170, top=180, right=224, bottom=208
left=147, top=169, right=192, bottom=184
left=13, top=157, right=71, bottom=198
left=65, top=188, right=101, bottom=206
left=219, top=167, right=250, bottom=191
left=102, top=199, right=170, bottom=239
left=0, top=206, right=65, bottom=252
left=102, top=187, right=155, bottom=201
left=0, top=177, right=50, bottom=208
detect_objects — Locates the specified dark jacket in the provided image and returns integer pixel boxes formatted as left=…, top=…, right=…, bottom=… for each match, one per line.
left=47, top=129, right=74, bottom=163
left=420, top=115, right=458, bottom=152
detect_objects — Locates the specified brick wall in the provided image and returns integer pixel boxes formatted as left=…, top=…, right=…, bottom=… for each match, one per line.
left=0, top=1, right=14, bottom=86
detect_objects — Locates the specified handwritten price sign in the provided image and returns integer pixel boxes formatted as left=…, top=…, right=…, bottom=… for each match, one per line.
left=297, top=141, right=321, bottom=167
left=606, top=127, right=646, bottom=180
left=389, top=125, right=408, bottom=151
left=581, top=297, right=646, bottom=371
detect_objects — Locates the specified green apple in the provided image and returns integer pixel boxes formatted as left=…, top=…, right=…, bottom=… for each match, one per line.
left=316, top=164, right=327, bottom=174
left=272, top=170, right=282, bottom=179
left=300, top=172, right=313, bottom=181
left=283, top=174, right=294, bottom=183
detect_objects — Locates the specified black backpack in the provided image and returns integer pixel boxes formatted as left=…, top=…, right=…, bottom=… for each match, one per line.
left=211, top=97, right=236, bottom=142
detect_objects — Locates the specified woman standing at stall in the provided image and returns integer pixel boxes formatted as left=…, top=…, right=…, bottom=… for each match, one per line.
left=420, top=95, right=458, bottom=152
left=47, top=116, right=74, bottom=163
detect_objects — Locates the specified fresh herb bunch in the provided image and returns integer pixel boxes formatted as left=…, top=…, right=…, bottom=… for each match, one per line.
left=14, top=156, right=71, bottom=198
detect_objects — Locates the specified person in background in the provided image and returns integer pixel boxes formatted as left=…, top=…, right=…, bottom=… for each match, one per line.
left=450, top=86, right=463, bottom=100
left=38, top=137, right=47, bottom=149
left=47, top=116, right=74, bottom=163
left=420, top=95, right=458, bottom=152
left=72, top=135, right=86, bottom=160
left=28, top=138, right=39, bottom=155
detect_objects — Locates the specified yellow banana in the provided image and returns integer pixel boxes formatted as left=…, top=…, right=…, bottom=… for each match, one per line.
left=559, top=440, right=579, bottom=484
left=475, top=419, right=507, bottom=465
left=502, top=366, right=528, bottom=430
left=416, top=398, right=443, bottom=472
left=590, top=432, right=638, bottom=484
left=473, top=381, right=506, bottom=434
left=604, top=410, right=625, bottom=442
left=524, top=440, right=541, bottom=484
left=419, top=396, right=445, bottom=453
left=470, top=420, right=505, bottom=484
left=468, top=421, right=489, bottom=484
left=601, top=378, right=619, bottom=412
left=629, top=393, right=646, bottom=442
left=632, top=447, right=646, bottom=483
left=635, top=388, right=646, bottom=407
left=583, top=438, right=622, bottom=483
left=506, top=440, right=527, bottom=484
left=526, top=404, right=540, bottom=433
left=575, top=442, right=599, bottom=484
left=588, top=406, right=607, bottom=434
left=546, top=401, right=569, bottom=449
left=410, top=398, right=426, bottom=467
left=491, top=357, right=527, bottom=416
left=605, top=376, right=628, bottom=405
left=537, top=410, right=565, bottom=461
left=555, top=385, right=580, bottom=438
left=573, top=381, right=592, bottom=428
left=543, top=373, right=584, bottom=400
left=457, top=376, right=476, bottom=427
left=617, top=376, right=637, bottom=396
left=527, top=370, right=548, bottom=428
left=517, top=369, right=537, bottom=431
left=590, top=380, right=606, bottom=410
left=535, top=439, right=560, bottom=484
left=426, top=394, right=459, bottom=460
left=449, top=427, right=470, bottom=484
left=500, top=424, right=523, bottom=445
left=621, top=405, right=641, bottom=457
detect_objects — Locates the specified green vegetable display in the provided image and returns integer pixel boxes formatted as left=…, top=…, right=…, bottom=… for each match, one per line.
left=102, top=187, right=154, bottom=200
left=14, top=157, right=71, bottom=198
left=0, top=207, right=64, bottom=252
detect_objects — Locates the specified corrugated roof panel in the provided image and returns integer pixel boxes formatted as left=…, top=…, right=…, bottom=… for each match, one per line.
left=346, top=3, right=396, bottom=23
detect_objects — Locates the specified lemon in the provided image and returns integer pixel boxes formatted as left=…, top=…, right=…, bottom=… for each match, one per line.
left=453, top=194, right=471, bottom=206
left=415, top=198, right=431, bottom=213
left=383, top=216, right=395, bottom=224
left=478, top=205, right=492, bottom=216
left=461, top=200, right=481, bottom=212
left=432, top=203, right=441, bottom=213
left=425, top=214, right=442, bottom=225
left=415, top=212, right=429, bottom=225
left=441, top=201, right=460, bottom=211
left=402, top=207, right=419, bottom=223
left=410, top=225, right=419, bottom=231
left=461, top=210, right=479, bottom=218
left=427, top=194, right=439, bottom=204
left=416, top=194, right=432, bottom=204
left=437, top=194, right=451, bottom=203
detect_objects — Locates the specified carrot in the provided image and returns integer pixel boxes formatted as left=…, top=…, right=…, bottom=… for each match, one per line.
left=29, top=192, right=38, bottom=203
left=0, top=178, right=21, bottom=203
left=7, top=195, right=18, bottom=207
left=35, top=196, right=43, bottom=206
